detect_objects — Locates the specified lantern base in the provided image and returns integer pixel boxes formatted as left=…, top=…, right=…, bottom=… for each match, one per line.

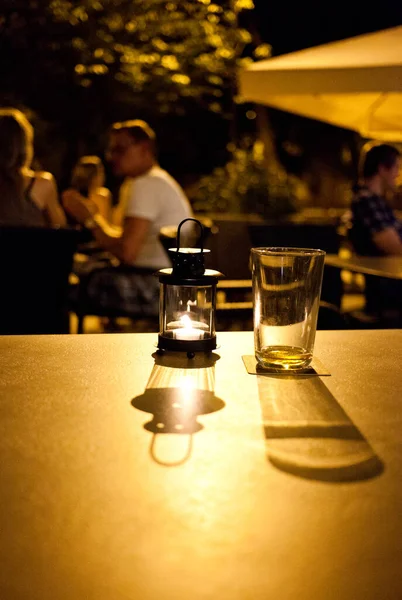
left=157, top=334, right=217, bottom=357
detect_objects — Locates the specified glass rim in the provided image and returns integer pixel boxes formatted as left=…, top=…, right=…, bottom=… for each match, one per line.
left=250, top=247, right=326, bottom=257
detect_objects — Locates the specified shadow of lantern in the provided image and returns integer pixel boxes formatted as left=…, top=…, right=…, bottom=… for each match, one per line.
left=131, top=351, right=225, bottom=466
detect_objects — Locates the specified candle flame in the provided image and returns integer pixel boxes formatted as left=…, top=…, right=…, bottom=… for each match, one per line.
left=180, top=314, right=193, bottom=329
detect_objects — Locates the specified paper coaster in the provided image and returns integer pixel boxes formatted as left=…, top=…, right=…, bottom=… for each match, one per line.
left=242, top=355, right=331, bottom=376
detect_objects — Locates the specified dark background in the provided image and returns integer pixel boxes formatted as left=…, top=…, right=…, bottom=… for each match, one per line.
left=254, top=0, right=402, bottom=55
left=1, top=0, right=401, bottom=206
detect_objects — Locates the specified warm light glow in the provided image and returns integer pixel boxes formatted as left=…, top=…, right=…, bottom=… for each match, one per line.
left=161, top=55, right=180, bottom=70
left=171, top=74, right=190, bottom=85
left=172, top=315, right=204, bottom=341
left=181, top=314, right=192, bottom=327
left=186, top=300, right=196, bottom=312
left=178, top=373, right=198, bottom=392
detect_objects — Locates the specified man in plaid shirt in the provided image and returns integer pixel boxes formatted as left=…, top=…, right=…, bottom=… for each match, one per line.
left=350, top=143, right=402, bottom=256
left=349, top=143, right=402, bottom=313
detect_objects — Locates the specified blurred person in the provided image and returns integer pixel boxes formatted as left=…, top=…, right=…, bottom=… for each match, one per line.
left=70, top=155, right=111, bottom=220
left=0, top=108, right=66, bottom=227
left=63, top=119, right=192, bottom=316
left=348, top=142, right=402, bottom=315
left=349, top=143, right=402, bottom=256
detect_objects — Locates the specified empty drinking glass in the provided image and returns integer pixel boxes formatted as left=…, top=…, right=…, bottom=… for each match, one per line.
left=251, top=247, right=325, bottom=370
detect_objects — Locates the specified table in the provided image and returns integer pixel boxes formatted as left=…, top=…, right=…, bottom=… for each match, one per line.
left=1, top=331, right=402, bottom=600
left=325, top=253, right=402, bottom=280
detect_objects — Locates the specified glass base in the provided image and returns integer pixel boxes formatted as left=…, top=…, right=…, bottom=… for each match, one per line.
left=256, top=345, right=313, bottom=370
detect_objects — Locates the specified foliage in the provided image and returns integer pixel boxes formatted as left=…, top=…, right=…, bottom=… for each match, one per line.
left=0, top=0, right=273, bottom=187
left=190, top=139, right=298, bottom=217
left=40, top=0, right=255, bottom=117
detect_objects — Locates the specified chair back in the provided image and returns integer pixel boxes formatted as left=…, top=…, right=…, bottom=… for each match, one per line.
left=248, top=222, right=340, bottom=253
left=248, top=222, right=343, bottom=307
left=0, top=226, right=79, bottom=334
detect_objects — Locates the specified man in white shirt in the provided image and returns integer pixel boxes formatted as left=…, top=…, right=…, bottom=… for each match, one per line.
left=63, top=120, right=193, bottom=316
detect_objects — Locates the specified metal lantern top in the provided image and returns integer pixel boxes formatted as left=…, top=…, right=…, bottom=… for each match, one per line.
left=157, top=218, right=223, bottom=285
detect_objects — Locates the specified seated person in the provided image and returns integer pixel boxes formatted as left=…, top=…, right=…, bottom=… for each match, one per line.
left=349, top=143, right=402, bottom=313
left=70, top=155, right=112, bottom=220
left=350, top=143, right=402, bottom=256
left=0, top=108, right=66, bottom=227
left=63, top=119, right=193, bottom=316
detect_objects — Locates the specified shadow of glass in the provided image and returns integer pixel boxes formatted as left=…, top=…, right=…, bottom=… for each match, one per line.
left=257, top=374, right=384, bottom=482
left=132, top=354, right=224, bottom=466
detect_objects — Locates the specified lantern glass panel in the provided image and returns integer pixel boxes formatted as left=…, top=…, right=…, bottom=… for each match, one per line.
left=160, top=284, right=215, bottom=340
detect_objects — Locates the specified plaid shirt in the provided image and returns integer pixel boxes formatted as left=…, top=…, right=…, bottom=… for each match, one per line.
left=86, top=267, right=160, bottom=316
left=349, top=186, right=402, bottom=255
left=74, top=258, right=160, bottom=316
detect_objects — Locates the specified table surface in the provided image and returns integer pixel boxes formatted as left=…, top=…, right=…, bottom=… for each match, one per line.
left=326, top=253, right=402, bottom=279
left=1, top=331, right=402, bottom=600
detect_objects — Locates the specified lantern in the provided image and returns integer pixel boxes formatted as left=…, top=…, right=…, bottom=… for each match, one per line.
left=157, top=218, right=223, bottom=358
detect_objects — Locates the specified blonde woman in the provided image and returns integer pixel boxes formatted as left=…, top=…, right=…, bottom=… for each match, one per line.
left=0, top=108, right=66, bottom=227
left=70, top=155, right=112, bottom=220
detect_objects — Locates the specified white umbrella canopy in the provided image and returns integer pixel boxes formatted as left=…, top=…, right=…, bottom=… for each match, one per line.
left=239, top=26, right=402, bottom=141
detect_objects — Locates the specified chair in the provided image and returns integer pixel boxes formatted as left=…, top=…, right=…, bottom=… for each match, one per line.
left=0, top=226, right=79, bottom=334
left=346, top=219, right=402, bottom=324
left=204, top=217, right=253, bottom=280
left=248, top=222, right=343, bottom=308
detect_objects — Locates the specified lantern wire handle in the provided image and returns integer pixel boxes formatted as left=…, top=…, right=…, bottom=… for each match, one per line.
left=176, top=218, right=204, bottom=255
left=149, top=432, right=194, bottom=467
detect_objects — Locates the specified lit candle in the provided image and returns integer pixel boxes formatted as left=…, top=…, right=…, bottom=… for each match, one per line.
left=172, top=315, right=205, bottom=341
